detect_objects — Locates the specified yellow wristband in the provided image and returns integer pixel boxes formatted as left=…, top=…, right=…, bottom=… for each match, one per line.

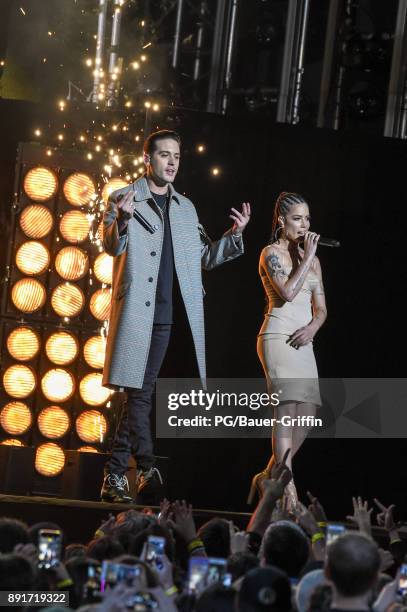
left=187, top=538, right=204, bottom=552
left=94, top=529, right=105, bottom=539
left=57, top=578, right=73, bottom=589
left=317, top=521, right=327, bottom=528
left=390, top=538, right=402, bottom=545
left=311, top=532, right=325, bottom=544
left=165, top=586, right=178, bottom=596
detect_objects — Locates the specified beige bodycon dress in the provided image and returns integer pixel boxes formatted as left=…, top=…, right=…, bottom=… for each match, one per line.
left=257, top=248, right=322, bottom=406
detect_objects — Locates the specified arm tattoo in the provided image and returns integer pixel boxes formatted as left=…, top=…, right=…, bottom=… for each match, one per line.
left=265, top=253, right=287, bottom=278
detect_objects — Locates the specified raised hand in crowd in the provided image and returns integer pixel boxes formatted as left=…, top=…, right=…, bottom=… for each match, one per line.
left=372, top=569, right=400, bottom=612
left=157, top=498, right=172, bottom=529
left=247, top=449, right=292, bottom=537
left=295, top=501, right=326, bottom=561
left=346, top=496, right=373, bottom=537
left=307, top=490, right=328, bottom=524
left=96, top=513, right=117, bottom=538
left=229, top=521, right=250, bottom=555
left=167, top=499, right=197, bottom=543
left=375, top=498, right=397, bottom=532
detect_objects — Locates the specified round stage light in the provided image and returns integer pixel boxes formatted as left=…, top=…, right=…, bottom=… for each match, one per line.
left=0, top=401, right=32, bottom=435
left=79, top=372, right=111, bottom=406
left=94, top=253, right=113, bottom=285
left=35, top=442, right=65, bottom=476
left=16, top=241, right=50, bottom=276
left=101, top=178, right=128, bottom=204
left=83, top=335, right=106, bottom=369
left=63, top=173, right=96, bottom=206
left=1, top=439, right=25, bottom=446
left=7, top=326, right=40, bottom=361
left=3, top=364, right=36, bottom=399
left=38, top=406, right=70, bottom=439
left=20, top=204, right=54, bottom=239
left=11, top=278, right=46, bottom=313
left=45, top=331, right=78, bottom=365
left=23, top=166, right=58, bottom=202
left=89, top=288, right=111, bottom=321
left=51, top=283, right=85, bottom=318
left=60, top=210, right=90, bottom=243
left=55, top=247, right=89, bottom=281
left=41, top=368, right=75, bottom=402
left=75, top=410, right=107, bottom=443
left=78, top=445, right=98, bottom=453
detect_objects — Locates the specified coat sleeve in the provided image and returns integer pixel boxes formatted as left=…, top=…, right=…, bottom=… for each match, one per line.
left=102, top=195, right=129, bottom=256
left=199, top=223, right=244, bottom=271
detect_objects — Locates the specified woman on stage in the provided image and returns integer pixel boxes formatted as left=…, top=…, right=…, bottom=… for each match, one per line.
left=249, top=192, right=327, bottom=507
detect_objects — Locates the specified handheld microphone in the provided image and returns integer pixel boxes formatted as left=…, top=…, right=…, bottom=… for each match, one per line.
left=317, top=237, right=340, bottom=248
left=299, top=235, right=340, bottom=248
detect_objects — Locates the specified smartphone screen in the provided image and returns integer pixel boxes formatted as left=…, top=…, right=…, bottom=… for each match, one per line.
left=187, top=557, right=209, bottom=594
left=38, top=529, right=62, bottom=569
left=207, top=557, right=227, bottom=586
left=326, top=524, right=345, bottom=547
left=398, top=563, right=407, bottom=597
left=100, top=561, right=142, bottom=592
left=145, top=535, right=165, bottom=562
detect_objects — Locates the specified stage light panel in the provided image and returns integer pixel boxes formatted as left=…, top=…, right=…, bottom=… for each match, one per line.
left=11, top=278, right=46, bottom=313
left=75, top=409, right=107, bottom=443
left=0, top=401, right=32, bottom=435
left=55, top=246, right=89, bottom=281
left=41, top=368, right=75, bottom=402
left=63, top=172, right=96, bottom=206
left=45, top=331, right=79, bottom=365
left=93, top=253, right=113, bottom=285
left=3, top=364, right=36, bottom=399
left=83, top=335, right=106, bottom=369
left=89, top=288, right=111, bottom=320
left=59, top=210, right=91, bottom=243
left=7, top=326, right=40, bottom=361
left=78, top=445, right=98, bottom=453
left=35, top=442, right=65, bottom=476
left=16, top=240, right=50, bottom=275
left=23, top=166, right=58, bottom=202
left=51, top=283, right=85, bottom=318
left=20, top=204, right=54, bottom=239
left=101, top=178, right=128, bottom=204
left=37, top=406, right=70, bottom=439
left=79, top=372, right=111, bottom=406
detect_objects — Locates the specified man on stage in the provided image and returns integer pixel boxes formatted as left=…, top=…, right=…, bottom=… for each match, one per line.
left=100, top=129, right=250, bottom=502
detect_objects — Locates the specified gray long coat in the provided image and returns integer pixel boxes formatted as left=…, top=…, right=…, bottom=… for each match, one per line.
left=102, top=176, right=244, bottom=390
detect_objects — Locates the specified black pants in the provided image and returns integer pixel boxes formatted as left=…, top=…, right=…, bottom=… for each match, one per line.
left=105, top=324, right=172, bottom=475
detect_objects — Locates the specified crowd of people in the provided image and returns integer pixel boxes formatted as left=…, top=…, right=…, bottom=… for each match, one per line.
left=0, top=459, right=405, bottom=612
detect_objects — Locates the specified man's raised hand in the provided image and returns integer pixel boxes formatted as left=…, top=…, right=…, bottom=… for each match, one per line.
left=230, top=202, right=251, bottom=235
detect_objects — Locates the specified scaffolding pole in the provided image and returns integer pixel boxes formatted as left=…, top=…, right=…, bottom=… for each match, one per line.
left=384, top=0, right=407, bottom=138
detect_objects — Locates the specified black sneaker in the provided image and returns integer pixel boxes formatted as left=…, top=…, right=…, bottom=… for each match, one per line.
left=100, top=473, right=133, bottom=503
left=136, top=466, right=163, bottom=495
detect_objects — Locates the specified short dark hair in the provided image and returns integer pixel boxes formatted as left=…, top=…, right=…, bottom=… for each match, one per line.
left=86, top=535, right=124, bottom=562
left=143, top=129, right=181, bottom=156
left=262, top=521, right=309, bottom=578
left=198, top=518, right=230, bottom=558
left=227, top=552, right=259, bottom=582
left=0, top=553, right=36, bottom=590
left=195, top=583, right=235, bottom=612
left=0, top=518, right=29, bottom=553
left=326, top=533, right=380, bottom=597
